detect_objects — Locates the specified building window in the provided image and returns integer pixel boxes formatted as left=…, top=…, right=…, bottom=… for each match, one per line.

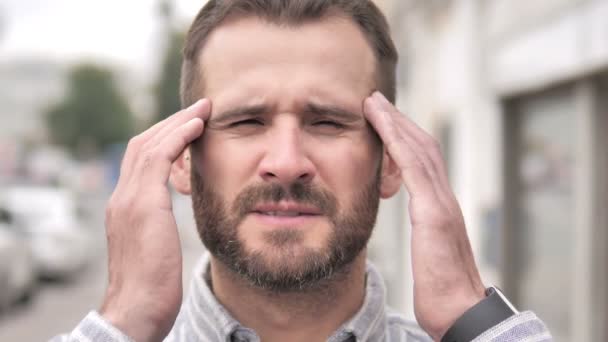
left=504, top=86, right=575, bottom=341
left=503, top=73, right=608, bottom=341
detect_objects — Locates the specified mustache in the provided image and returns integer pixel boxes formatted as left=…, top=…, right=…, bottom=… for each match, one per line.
left=232, top=182, right=338, bottom=219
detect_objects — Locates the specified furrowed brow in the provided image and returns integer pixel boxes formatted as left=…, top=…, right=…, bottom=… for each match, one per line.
left=209, top=104, right=270, bottom=125
left=305, top=103, right=361, bottom=123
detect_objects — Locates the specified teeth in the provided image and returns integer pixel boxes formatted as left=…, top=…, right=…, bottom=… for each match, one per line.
left=263, top=211, right=300, bottom=217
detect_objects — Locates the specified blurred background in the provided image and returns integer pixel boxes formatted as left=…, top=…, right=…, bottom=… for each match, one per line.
left=0, top=0, right=606, bottom=341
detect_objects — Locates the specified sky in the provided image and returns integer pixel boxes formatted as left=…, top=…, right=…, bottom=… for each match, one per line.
left=0, top=0, right=207, bottom=77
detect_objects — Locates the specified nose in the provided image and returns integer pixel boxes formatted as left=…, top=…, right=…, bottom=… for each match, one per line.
left=258, top=123, right=315, bottom=186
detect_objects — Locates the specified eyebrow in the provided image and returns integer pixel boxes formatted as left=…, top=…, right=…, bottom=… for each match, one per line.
left=209, top=102, right=362, bottom=125
left=209, top=104, right=270, bottom=125
left=304, top=103, right=361, bottom=122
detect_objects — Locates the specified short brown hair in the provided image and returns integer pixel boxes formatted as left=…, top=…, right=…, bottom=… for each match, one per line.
left=180, top=0, right=398, bottom=107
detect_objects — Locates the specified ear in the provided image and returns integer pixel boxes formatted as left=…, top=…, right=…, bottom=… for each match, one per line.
left=170, top=148, right=192, bottom=195
left=379, top=149, right=402, bottom=199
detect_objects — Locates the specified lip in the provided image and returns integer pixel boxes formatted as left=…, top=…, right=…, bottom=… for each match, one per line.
left=252, top=201, right=322, bottom=215
left=248, top=212, right=322, bottom=227
left=249, top=201, right=323, bottom=227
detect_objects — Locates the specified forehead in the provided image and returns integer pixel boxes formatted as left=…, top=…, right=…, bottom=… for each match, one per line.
left=198, top=15, right=377, bottom=111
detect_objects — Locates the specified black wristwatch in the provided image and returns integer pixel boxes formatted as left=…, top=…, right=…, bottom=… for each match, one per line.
left=440, top=286, right=518, bottom=342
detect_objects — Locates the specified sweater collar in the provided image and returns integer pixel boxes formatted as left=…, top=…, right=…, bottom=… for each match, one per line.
left=183, top=252, right=388, bottom=342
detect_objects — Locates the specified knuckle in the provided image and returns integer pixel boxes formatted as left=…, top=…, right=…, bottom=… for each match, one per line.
left=425, top=136, right=441, bottom=152
left=106, top=196, right=145, bottom=232
left=140, top=139, right=157, bottom=154
left=127, top=135, right=143, bottom=151
left=104, top=201, right=115, bottom=222
left=105, top=193, right=136, bottom=222
left=105, top=198, right=122, bottom=225
left=431, top=210, right=452, bottom=228
left=140, top=150, right=156, bottom=169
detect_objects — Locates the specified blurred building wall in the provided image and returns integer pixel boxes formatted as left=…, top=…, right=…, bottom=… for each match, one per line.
left=0, top=59, right=67, bottom=181
left=368, top=0, right=608, bottom=340
left=0, top=60, right=66, bottom=142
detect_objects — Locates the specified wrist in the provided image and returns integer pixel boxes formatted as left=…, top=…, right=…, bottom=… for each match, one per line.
left=429, top=290, right=486, bottom=340
left=440, top=286, right=518, bottom=342
left=100, top=296, right=168, bottom=342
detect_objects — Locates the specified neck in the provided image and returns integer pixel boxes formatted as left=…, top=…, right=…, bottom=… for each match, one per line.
left=209, top=252, right=368, bottom=342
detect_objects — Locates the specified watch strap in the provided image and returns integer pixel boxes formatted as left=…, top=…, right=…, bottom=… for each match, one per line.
left=440, top=287, right=517, bottom=342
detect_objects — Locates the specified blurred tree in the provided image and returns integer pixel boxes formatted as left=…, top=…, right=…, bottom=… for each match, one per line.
left=158, top=0, right=174, bottom=21
left=46, top=64, right=135, bottom=159
left=152, top=0, right=184, bottom=123
left=153, top=30, right=185, bottom=123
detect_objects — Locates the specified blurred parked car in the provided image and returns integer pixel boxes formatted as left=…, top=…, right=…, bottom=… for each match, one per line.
left=0, top=207, right=36, bottom=311
left=1, top=186, right=92, bottom=280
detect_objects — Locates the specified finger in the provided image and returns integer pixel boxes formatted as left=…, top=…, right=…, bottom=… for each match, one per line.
left=119, top=99, right=206, bottom=178
left=118, top=99, right=210, bottom=185
left=139, top=118, right=205, bottom=185
left=370, top=92, right=453, bottom=199
left=142, top=99, right=211, bottom=152
left=389, top=115, right=446, bottom=200
left=363, top=96, right=438, bottom=201
left=372, top=92, right=455, bottom=205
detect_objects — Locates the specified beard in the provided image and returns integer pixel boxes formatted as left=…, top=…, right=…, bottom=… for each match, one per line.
left=190, top=169, right=381, bottom=293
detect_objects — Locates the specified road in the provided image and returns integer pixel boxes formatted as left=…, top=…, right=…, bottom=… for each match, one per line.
left=0, top=192, right=205, bottom=341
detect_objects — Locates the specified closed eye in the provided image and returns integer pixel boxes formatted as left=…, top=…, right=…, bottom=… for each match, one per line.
left=312, top=120, right=345, bottom=129
left=229, top=118, right=264, bottom=127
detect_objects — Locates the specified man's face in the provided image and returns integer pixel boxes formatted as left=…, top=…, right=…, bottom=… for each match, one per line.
left=190, top=15, right=382, bottom=291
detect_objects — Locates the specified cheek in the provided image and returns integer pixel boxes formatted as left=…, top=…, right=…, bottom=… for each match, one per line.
left=195, top=134, right=259, bottom=201
left=310, top=138, right=378, bottom=206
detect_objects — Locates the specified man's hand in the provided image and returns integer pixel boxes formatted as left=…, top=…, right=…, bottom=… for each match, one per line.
left=100, top=99, right=210, bottom=342
left=364, top=92, right=486, bottom=341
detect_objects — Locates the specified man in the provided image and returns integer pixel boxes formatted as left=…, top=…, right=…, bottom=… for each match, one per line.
left=53, top=1, right=551, bottom=341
